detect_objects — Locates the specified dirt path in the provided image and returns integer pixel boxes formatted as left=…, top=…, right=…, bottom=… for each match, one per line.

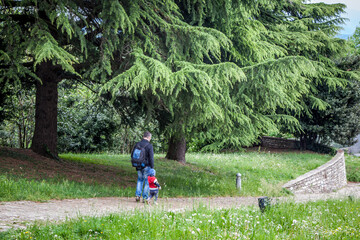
left=1, top=183, right=359, bottom=232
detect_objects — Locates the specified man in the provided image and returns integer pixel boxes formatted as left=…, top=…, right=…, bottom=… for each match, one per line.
left=132, top=131, right=154, bottom=202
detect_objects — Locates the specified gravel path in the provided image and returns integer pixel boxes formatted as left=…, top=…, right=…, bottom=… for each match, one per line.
left=1, top=183, right=359, bottom=232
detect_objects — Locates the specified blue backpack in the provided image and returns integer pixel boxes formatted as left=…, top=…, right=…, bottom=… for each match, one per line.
left=131, top=142, right=149, bottom=168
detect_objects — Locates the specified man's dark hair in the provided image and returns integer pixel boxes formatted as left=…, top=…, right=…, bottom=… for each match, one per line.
left=143, top=131, right=152, bottom=138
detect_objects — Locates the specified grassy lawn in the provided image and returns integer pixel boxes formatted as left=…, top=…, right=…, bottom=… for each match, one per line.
left=1, top=199, right=359, bottom=239
left=0, top=150, right=336, bottom=202
left=1, top=150, right=359, bottom=238
left=60, top=152, right=335, bottom=197
left=346, top=154, right=360, bottom=182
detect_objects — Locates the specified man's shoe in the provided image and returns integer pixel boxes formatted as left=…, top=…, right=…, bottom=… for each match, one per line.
left=136, top=196, right=140, bottom=202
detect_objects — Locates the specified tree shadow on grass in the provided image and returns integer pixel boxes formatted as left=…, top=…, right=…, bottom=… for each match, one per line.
left=0, top=147, right=135, bottom=188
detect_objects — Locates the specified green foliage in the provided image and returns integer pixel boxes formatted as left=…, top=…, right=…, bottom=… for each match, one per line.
left=295, top=74, right=360, bottom=147
left=346, top=154, right=360, bottom=182
left=102, top=0, right=351, bottom=155
left=2, top=200, right=360, bottom=239
left=0, top=0, right=354, bottom=159
left=304, top=142, right=337, bottom=155
left=0, top=86, right=35, bottom=148
left=57, top=84, right=118, bottom=153
left=57, top=82, right=164, bottom=154
left=350, top=25, right=360, bottom=53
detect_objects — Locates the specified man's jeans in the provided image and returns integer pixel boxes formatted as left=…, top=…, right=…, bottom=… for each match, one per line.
left=136, top=166, right=151, bottom=200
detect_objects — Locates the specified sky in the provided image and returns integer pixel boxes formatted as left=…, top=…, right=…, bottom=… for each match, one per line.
left=309, top=0, right=360, bottom=38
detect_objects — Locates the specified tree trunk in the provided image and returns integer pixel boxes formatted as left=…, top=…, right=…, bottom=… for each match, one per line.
left=18, top=124, right=23, bottom=148
left=166, top=135, right=186, bottom=163
left=31, top=62, right=60, bottom=158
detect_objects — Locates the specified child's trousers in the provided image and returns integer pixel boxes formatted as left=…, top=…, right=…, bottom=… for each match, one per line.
left=149, top=189, right=159, bottom=202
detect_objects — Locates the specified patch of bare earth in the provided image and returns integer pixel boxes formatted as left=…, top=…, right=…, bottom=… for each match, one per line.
left=0, top=147, right=134, bottom=187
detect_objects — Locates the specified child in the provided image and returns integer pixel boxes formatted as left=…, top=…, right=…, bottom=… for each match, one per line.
left=147, top=168, right=161, bottom=205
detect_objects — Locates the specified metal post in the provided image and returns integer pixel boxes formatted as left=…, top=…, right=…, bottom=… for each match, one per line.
left=236, top=173, right=241, bottom=191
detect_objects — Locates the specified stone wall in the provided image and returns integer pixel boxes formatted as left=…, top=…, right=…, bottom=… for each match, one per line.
left=260, top=136, right=300, bottom=149
left=282, top=150, right=347, bottom=194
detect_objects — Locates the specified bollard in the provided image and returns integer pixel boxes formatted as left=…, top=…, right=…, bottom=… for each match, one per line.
left=236, top=173, right=241, bottom=191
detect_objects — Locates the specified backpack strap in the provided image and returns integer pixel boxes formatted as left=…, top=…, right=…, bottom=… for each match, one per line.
left=140, top=142, right=150, bottom=164
left=139, top=141, right=150, bottom=149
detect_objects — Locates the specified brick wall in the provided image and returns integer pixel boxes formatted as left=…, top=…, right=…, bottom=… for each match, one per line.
left=282, top=150, right=347, bottom=193
left=261, top=136, right=300, bottom=149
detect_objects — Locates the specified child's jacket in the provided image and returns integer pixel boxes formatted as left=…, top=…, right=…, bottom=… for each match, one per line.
left=148, top=176, right=160, bottom=190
